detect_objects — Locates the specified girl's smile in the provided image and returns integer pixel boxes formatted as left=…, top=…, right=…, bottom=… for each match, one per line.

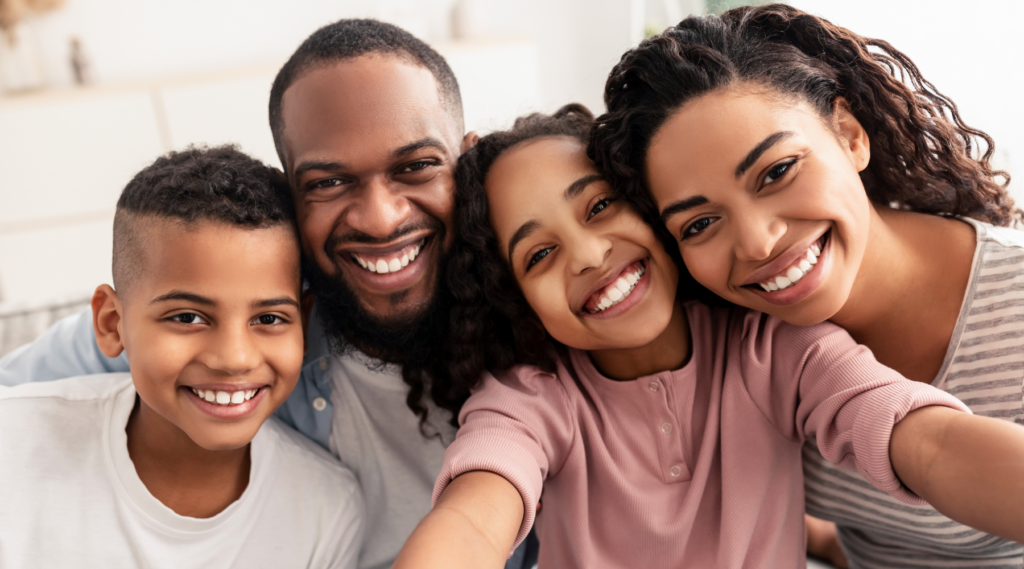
left=647, top=86, right=872, bottom=326
left=484, top=135, right=680, bottom=354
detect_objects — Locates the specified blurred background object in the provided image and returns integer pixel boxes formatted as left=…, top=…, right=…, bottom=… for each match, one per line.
left=0, top=0, right=1021, bottom=355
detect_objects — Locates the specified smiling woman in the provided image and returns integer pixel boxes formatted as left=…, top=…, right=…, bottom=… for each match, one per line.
left=591, top=4, right=1024, bottom=567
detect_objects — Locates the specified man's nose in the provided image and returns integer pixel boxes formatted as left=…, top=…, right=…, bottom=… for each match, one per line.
left=346, top=178, right=412, bottom=239
left=204, top=326, right=260, bottom=375
left=734, top=212, right=785, bottom=262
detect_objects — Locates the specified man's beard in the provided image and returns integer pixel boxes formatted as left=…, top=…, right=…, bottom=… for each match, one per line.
left=302, top=252, right=452, bottom=370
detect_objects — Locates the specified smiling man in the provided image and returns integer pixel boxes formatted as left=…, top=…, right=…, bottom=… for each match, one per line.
left=0, top=19, right=534, bottom=569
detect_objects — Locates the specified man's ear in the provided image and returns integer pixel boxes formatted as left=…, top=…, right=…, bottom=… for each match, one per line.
left=301, top=292, right=315, bottom=354
left=461, top=131, right=480, bottom=155
left=833, top=97, right=870, bottom=173
left=91, top=284, right=125, bottom=358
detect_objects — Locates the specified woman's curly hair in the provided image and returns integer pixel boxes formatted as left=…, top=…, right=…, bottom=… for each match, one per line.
left=440, top=104, right=596, bottom=401
left=590, top=3, right=1015, bottom=227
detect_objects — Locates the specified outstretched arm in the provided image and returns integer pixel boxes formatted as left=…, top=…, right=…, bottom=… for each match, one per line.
left=892, top=406, right=1024, bottom=544
left=394, top=471, right=524, bottom=569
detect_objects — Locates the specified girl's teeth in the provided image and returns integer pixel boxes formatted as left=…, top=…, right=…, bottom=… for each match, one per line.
left=759, top=238, right=825, bottom=292
left=192, top=387, right=259, bottom=406
left=590, top=265, right=646, bottom=314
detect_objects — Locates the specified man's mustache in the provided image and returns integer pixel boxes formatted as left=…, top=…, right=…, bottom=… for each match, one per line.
left=323, top=219, right=446, bottom=253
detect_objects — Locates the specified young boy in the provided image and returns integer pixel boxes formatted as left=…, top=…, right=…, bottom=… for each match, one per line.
left=0, top=146, right=364, bottom=568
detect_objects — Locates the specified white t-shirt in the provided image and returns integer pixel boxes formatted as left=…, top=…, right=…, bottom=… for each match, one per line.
left=0, top=373, right=365, bottom=569
left=325, top=352, right=455, bottom=569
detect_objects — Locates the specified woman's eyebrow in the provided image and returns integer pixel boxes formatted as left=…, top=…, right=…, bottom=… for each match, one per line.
left=734, top=131, right=795, bottom=178
left=660, top=196, right=709, bottom=223
left=508, top=220, right=540, bottom=267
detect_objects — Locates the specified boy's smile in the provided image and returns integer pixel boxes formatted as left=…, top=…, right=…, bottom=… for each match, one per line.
left=95, top=219, right=304, bottom=451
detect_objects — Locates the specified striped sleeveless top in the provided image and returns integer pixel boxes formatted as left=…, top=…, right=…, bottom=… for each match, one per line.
left=803, top=218, right=1024, bottom=568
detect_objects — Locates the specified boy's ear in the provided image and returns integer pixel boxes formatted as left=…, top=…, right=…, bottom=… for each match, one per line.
left=301, top=292, right=315, bottom=354
left=91, top=284, right=125, bottom=358
left=461, top=131, right=480, bottom=155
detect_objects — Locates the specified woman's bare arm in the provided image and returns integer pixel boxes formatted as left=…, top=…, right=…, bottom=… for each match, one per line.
left=891, top=406, right=1024, bottom=543
left=393, top=471, right=524, bottom=569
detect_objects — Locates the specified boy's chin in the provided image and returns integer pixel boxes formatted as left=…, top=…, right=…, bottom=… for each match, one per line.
left=185, top=423, right=261, bottom=452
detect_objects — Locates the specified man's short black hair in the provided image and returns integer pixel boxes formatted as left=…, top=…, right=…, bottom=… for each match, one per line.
left=268, top=19, right=463, bottom=169
left=113, top=145, right=295, bottom=294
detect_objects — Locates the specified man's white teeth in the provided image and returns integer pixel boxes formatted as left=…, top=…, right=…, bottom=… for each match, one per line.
left=191, top=387, right=258, bottom=406
left=591, top=265, right=645, bottom=313
left=758, top=239, right=823, bottom=292
left=352, top=240, right=423, bottom=274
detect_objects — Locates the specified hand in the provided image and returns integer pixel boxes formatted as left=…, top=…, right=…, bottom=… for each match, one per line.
left=805, top=514, right=849, bottom=568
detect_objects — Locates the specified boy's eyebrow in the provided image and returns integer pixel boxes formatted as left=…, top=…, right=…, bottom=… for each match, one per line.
left=564, top=174, right=604, bottom=200
left=660, top=196, right=709, bottom=223
left=252, top=297, right=301, bottom=309
left=150, top=291, right=215, bottom=306
left=507, top=221, right=540, bottom=267
left=734, top=131, right=795, bottom=178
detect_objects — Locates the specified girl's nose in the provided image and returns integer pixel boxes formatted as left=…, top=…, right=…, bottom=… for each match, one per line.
left=567, top=231, right=612, bottom=275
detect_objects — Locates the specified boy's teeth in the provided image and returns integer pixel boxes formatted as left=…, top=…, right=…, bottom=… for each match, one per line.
left=589, top=264, right=646, bottom=314
left=352, top=241, right=423, bottom=275
left=759, top=238, right=824, bottom=292
left=191, top=387, right=259, bottom=406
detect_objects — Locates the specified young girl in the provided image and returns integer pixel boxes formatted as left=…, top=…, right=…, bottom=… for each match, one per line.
left=590, top=5, right=1024, bottom=567
left=392, top=106, right=1024, bottom=569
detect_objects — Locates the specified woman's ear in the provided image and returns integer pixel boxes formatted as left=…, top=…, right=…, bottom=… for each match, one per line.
left=91, top=284, right=125, bottom=358
left=833, top=97, right=871, bottom=172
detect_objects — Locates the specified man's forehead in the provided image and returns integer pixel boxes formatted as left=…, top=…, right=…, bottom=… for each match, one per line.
left=280, top=54, right=460, bottom=171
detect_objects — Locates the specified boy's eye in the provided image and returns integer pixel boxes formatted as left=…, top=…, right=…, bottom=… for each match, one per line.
left=681, top=217, right=716, bottom=240
left=526, top=247, right=553, bottom=271
left=254, top=314, right=285, bottom=326
left=170, top=313, right=207, bottom=325
left=588, top=197, right=616, bottom=220
left=763, top=159, right=796, bottom=186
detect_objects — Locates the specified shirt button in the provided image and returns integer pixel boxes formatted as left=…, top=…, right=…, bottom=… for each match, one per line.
left=648, top=381, right=660, bottom=392
left=660, top=422, right=673, bottom=434
left=312, top=397, right=328, bottom=411
left=319, top=357, right=329, bottom=371
left=670, top=465, right=682, bottom=477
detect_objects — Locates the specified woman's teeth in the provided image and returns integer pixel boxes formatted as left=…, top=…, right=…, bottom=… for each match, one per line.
left=759, top=242, right=821, bottom=292
left=190, top=387, right=259, bottom=406
left=351, top=239, right=424, bottom=274
left=589, top=264, right=646, bottom=314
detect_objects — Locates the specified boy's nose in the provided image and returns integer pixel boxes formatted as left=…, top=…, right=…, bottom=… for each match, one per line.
left=346, top=179, right=412, bottom=239
left=205, top=328, right=261, bottom=375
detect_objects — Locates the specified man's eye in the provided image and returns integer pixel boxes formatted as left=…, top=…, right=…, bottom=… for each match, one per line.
left=763, top=159, right=796, bottom=186
left=307, top=178, right=345, bottom=191
left=682, top=217, right=715, bottom=240
left=255, top=314, right=285, bottom=326
left=588, top=197, right=616, bottom=220
left=398, top=160, right=435, bottom=174
left=526, top=247, right=553, bottom=270
left=170, top=313, right=207, bottom=325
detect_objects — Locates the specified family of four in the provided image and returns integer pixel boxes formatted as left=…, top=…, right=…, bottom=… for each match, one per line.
left=3, top=5, right=1024, bottom=568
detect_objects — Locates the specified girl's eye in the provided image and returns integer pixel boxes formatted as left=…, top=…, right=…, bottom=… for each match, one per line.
left=682, top=217, right=715, bottom=240
left=526, top=247, right=553, bottom=270
left=170, top=313, right=207, bottom=325
left=588, top=197, right=616, bottom=220
left=763, top=159, right=796, bottom=186
left=255, top=314, right=285, bottom=326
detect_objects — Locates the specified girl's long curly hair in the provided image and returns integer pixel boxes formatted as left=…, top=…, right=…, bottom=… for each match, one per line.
left=440, top=104, right=597, bottom=400
left=590, top=3, right=1015, bottom=227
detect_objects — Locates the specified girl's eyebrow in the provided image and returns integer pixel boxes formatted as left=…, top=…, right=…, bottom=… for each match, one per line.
left=508, top=221, right=540, bottom=267
left=734, top=131, right=795, bottom=178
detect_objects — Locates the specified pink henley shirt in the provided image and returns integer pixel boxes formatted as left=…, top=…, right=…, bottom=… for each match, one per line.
left=435, top=302, right=971, bottom=568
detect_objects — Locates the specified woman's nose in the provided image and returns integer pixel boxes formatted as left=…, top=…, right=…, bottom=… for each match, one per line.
left=734, top=213, right=785, bottom=262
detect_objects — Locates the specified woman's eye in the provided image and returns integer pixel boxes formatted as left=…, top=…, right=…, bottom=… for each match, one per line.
left=526, top=247, right=553, bottom=270
left=255, top=314, right=285, bottom=326
left=588, top=197, right=616, bottom=220
left=763, top=159, right=796, bottom=186
left=170, top=313, right=207, bottom=325
left=682, top=217, right=714, bottom=240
